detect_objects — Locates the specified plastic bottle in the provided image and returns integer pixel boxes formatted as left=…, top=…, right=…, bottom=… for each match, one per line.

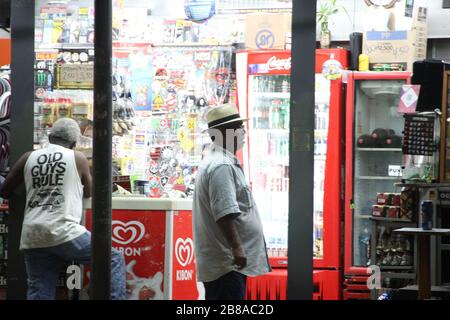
left=253, top=76, right=259, bottom=93
left=281, top=77, right=289, bottom=93
left=57, top=98, right=72, bottom=119
left=278, top=104, right=285, bottom=130
left=359, top=54, right=369, bottom=71
left=268, top=79, right=274, bottom=92
left=259, top=78, right=265, bottom=92
left=42, top=98, right=55, bottom=127
left=273, top=105, right=280, bottom=129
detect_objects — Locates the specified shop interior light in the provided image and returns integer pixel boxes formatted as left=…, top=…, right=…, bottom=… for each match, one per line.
left=46, top=0, right=70, bottom=4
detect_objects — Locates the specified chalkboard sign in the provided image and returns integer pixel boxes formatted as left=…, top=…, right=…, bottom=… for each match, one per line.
left=55, top=63, right=94, bottom=89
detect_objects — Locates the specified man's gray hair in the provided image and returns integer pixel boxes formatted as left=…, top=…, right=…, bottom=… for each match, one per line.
left=49, top=118, right=81, bottom=143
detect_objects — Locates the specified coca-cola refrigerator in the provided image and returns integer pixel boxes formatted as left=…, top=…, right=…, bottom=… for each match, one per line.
left=343, top=71, right=411, bottom=299
left=236, top=49, right=348, bottom=300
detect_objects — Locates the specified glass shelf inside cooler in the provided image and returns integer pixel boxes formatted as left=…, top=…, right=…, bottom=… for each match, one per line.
left=355, top=215, right=372, bottom=219
left=356, top=176, right=400, bottom=180
left=357, top=148, right=402, bottom=152
left=370, top=217, right=415, bottom=223
left=379, top=266, right=414, bottom=271
left=254, top=92, right=290, bottom=99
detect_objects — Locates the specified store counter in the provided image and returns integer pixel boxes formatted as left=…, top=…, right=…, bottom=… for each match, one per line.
left=83, top=197, right=201, bottom=300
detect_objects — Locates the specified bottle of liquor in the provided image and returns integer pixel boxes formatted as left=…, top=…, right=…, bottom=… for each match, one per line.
left=371, top=128, right=388, bottom=147
left=357, top=134, right=376, bottom=148
left=384, top=135, right=402, bottom=148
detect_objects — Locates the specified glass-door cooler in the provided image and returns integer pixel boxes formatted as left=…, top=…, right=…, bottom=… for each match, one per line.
left=247, top=71, right=290, bottom=264
left=344, top=72, right=411, bottom=275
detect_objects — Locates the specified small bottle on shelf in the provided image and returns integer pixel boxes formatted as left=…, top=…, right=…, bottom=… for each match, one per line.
left=41, top=98, right=55, bottom=128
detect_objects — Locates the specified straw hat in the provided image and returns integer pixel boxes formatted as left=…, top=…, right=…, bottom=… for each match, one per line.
left=205, top=104, right=248, bottom=129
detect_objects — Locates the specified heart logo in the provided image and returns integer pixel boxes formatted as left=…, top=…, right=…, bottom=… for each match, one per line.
left=175, top=237, right=194, bottom=267
left=112, top=220, right=145, bottom=245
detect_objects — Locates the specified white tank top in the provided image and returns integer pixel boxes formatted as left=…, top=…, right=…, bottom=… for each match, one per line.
left=21, top=143, right=86, bottom=249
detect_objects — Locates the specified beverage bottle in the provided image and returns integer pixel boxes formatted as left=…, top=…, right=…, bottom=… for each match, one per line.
left=357, top=134, right=376, bottom=148
left=57, top=98, right=72, bottom=119
left=42, top=98, right=55, bottom=127
left=268, top=79, right=274, bottom=92
left=314, top=133, right=318, bottom=156
left=280, top=103, right=288, bottom=129
left=274, top=106, right=280, bottom=129
left=322, top=135, right=327, bottom=155
left=371, top=128, right=388, bottom=147
left=268, top=105, right=274, bottom=129
left=284, top=101, right=289, bottom=129
left=285, top=139, right=289, bottom=157
left=286, top=103, right=290, bottom=127
left=384, top=135, right=402, bottom=148
left=314, top=105, right=319, bottom=130
left=271, top=76, right=277, bottom=91
left=276, top=76, right=282, bottom=92
left=46, top=72, right=53, bottom=91
left=281, top=78, right=289, bottom=93
left=253, top=76, right=259, bottom=92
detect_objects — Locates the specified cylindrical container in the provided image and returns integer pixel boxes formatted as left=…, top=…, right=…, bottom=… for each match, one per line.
left=349, top=32, right=363, bottom=70
left=358, top=54, right=369, bottom=71
left=421, top=200, right=433, bottom=230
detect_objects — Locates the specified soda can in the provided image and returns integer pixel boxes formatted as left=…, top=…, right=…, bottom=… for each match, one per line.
left=421, top=200, right=433, bottom=230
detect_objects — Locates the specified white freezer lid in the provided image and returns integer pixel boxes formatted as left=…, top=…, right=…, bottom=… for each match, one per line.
left=83, top=197, right=192, bottom=211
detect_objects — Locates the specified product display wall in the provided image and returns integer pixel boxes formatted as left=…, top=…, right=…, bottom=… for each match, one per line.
left=32, top=0, right=243, bottom=199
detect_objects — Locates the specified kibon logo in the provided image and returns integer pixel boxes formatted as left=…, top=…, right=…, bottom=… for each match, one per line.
left=175, top=237, right=194, bottom=267
left=111, top=220, right=145, bottom=245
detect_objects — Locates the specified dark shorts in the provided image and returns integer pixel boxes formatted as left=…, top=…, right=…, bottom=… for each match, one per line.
left=203, top=271, right=247, bottom=300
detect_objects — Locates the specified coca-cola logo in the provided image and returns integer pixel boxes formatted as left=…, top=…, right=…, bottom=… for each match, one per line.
left=112, top=220, right=146, bottom=245
left=175, top=237, right=194, bottom=267
left=267, top=56, right=291, bottom=71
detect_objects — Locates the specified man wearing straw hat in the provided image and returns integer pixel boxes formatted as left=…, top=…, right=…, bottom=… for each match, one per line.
left=193, top=104, right=271, bottom=300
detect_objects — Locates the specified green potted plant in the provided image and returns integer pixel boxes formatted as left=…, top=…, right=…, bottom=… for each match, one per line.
left=317, top=0, right=349, bottom=48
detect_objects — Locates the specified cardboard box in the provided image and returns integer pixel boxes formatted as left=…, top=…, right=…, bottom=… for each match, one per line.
left=246, top=13, right=291, bottom=50
left=0, top=38, right=10, bottom=67
left=362, top=6, right=427, bottom=72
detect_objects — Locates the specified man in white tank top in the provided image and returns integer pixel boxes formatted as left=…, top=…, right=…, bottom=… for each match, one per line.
left=0, top=118, right=126, bottom=300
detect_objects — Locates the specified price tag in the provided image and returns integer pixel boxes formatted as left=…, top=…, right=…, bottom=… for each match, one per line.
left=388, top=165, right=403, bottom=177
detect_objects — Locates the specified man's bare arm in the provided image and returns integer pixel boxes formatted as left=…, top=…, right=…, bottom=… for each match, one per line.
left=75, top=151, right=92, bottom=198
left=0, top=152, right=31, bottom=199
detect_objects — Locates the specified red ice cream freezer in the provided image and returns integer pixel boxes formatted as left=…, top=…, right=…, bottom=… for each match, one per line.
left=83, top=197, right=202, bottom=300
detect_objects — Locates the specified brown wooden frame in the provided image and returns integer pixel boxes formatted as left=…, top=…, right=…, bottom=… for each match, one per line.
left=439, top=71, right=450, bottom=182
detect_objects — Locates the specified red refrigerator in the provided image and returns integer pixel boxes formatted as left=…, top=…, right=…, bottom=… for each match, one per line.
left=343, top=71, right=411, bottom=299
left=236, top=49, right=348, bottom=300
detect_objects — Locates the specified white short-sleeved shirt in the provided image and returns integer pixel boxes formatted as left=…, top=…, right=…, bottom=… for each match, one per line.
left=193, top=145, right=271, bottom=282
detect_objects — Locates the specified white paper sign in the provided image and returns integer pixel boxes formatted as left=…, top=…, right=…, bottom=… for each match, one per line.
left=388, top=165, right=403, bottom=177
